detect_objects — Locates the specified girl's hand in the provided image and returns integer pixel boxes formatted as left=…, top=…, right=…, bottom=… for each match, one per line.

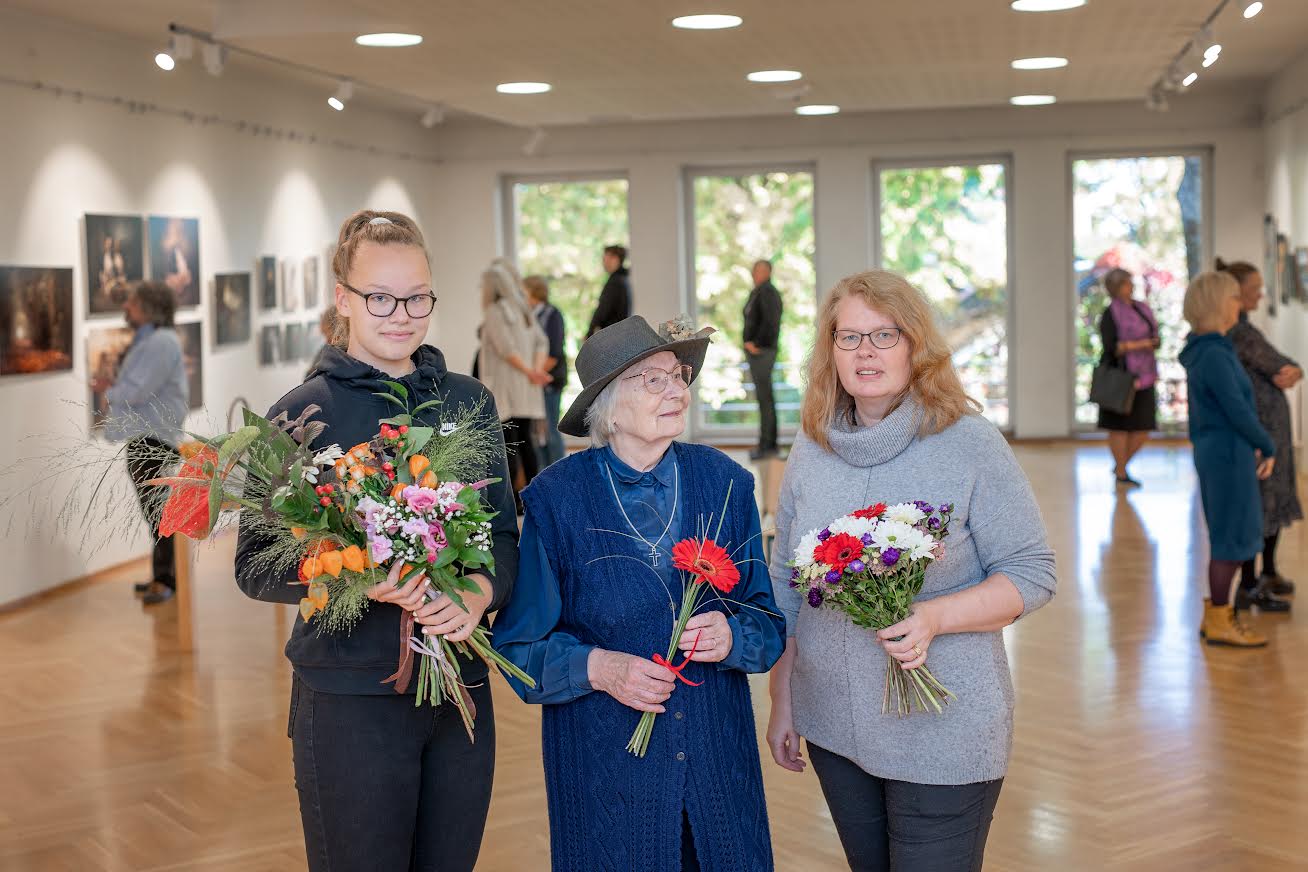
left=876, top=603, right=941, bottom=671
left=365, top=561, right=430, bottom=611
left=416, top=574, right=493, bottom=643
left=678, top=611, right=732, bottom=663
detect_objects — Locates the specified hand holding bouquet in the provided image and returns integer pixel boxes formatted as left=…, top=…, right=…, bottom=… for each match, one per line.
left=788, top=501, right=956, bottom=716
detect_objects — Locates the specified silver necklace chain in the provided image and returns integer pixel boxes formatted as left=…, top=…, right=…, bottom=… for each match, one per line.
left=604, top=459, right=679, bottom=567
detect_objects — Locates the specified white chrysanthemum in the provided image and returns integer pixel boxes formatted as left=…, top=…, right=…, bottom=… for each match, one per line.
left=313, top=445, right=345, bottom=466
left=870, top=519, right=934, bottom=558
left=793, top=529, right=822, bottom=567
left=883, top=502, right=926, bottom=525
left=829, top=515, right=877, bottom=539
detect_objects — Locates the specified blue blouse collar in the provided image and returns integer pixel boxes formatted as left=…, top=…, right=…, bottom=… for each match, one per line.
left=602, top=443, right=677, bottom=487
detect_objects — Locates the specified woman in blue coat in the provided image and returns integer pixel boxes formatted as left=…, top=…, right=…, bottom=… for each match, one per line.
left=493, top=316, right=785, bottom=871
left=1179, top=270, right=1276, bottom=648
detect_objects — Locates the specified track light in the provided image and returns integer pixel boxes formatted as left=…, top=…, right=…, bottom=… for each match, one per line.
left=1182, top=72, right=1198, bottom=87
left=1195, top=25, right=1218, bottom=58
left=420, top=105, right=445, bottom=128
left=1145, top=87, right=1169, bottom=112
left=154, top=51, right=175, bottom=71
left=522, top=127, right=547, bottom=156
left=328, top=79, right=353, bottom=111
left=201, top=41, right=227, bottom=76
left=155, top=32, right=193, bottom=71
left=1243, top=2, right=1263, bottom=19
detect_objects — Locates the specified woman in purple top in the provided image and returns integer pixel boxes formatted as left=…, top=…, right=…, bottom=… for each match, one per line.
left=1097, top=268, right=1161, bottom=486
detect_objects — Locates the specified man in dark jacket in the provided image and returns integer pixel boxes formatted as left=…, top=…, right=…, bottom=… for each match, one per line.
left=586, top=245, right=631, bottom=338
left=742, top=259, right=783, bottom=459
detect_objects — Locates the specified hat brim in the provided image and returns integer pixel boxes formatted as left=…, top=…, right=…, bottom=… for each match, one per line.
left=557, top=335, right=711, bottom=438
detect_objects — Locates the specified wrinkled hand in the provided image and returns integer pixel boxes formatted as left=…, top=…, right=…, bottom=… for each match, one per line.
left=678, top=611, right=732, bottom=663
left=1273, top=365, right=1302, bottom=390
left=766, top=701, right=806, bottom=772
left=589, top=649, right=676, bottom=713
left=876, top=605, right=941, bottom=671
left=1257, top=455, right=1276, bottom=481
left=415, top=573, right=493, bottom=644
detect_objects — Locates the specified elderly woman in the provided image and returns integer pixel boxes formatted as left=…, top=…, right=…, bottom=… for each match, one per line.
left=1218, top=258, right=1300, bottom=613
left=765, top=270, right=1057, bottom=872
left=1180, top=270, right=1276, bottom=648
left=493, top=315, right=785, bottom=872
left=1097, top=268, right=1161, bottom=487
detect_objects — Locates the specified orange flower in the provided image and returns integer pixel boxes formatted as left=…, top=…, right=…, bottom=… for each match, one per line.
left=408, top=455, right=431, bottom=479
left=299, top=581, right=329, bottom=620
left=319, top=550, right=343, bottom=578
left=340, top=545, right=366, bottom=573
left=671, top=538, right=741, bottom=594
left=418, top=470, right=437, bottom=488
left=158, top=445, right=221, bottom=539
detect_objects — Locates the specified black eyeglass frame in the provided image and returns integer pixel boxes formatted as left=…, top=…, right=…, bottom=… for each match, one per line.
left=342, top=281, right=438, bottom=318
left=832, top=327, right=904, bottom=351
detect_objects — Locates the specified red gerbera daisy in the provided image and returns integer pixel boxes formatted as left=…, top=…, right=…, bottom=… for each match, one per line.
left=813, top=532, right=865, bottom=573
left=671, top=537, right=741, bottom=593
left=852, top=502, right=887, bottom=520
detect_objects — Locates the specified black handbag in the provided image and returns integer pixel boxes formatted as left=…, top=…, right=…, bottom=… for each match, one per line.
left=1090, top=362, right=1136, bottom=415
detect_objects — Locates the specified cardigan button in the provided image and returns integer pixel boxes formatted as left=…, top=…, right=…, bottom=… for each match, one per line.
left=675, top=751, right=686, bottom=761
left=674, top=711, right=684, bottom=720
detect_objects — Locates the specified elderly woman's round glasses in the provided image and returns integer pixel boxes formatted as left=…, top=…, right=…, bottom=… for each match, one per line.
left=623, top=363, right=693, bottom=394
left=343, top=282, right=437, bottom=318
left=833, top=328, right=903, bottom=351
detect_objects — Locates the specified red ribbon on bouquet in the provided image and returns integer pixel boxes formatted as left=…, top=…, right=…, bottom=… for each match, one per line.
left=652, top=630, right=703, bottom=686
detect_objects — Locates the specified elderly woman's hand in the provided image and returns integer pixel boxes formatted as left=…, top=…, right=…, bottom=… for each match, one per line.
left=588, top=649, right=677, bottom=713
left=677, top=611, right=733, bottom=663
left=876, top=602, right=942, bottom=671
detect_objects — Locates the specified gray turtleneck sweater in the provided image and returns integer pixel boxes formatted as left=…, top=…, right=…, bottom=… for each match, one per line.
left=769, top=399, right=1057, bottom=785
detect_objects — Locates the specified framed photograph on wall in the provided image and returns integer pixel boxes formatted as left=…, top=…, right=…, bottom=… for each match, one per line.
left=259, top=324, right=280, bottom=366
left=84, top=214, right=144, bottom=315
left=1, top=266, right=74, bottom=376
left=87, top=325, right=135, bottom=430
left=303, top=255, right=319, bottom=309
left=176, top=320, right=204, bottom=409
left=214, top=272, right=252, bottom=346
left=1277, top=233, right=1291, bottom=304
left=281, top=258, right=299, bottom=313
left=258, top=255, right=278, bottom=310
left=146, top=216, right=200, bottom=308
left=1297, top=248, right=1308, bottom=302
left=1262, top=215, right=1278, bottom=318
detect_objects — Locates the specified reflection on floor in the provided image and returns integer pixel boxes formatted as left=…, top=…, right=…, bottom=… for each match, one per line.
left=0, top=444, right=1305, bottom=871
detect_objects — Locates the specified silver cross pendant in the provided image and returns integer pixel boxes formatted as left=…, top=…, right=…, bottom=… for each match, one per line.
left=649, top=544, right=661, bottom=567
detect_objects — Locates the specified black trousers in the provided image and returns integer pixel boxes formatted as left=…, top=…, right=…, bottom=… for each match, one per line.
left=124, top=437, right=179, bottom=589
left=503, top=417, right=540, bottom=510
left=290, top=678, right=496, bottom=872
left=747, top=350, right=778, bottom=451
left=808, top=742, right=1003, bottom=872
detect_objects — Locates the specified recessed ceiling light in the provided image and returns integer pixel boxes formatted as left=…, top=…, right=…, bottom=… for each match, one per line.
left=497, top=82, right=552, bottom=94
left=1010, top=94, right=1057, bottom=105
left=1011, top=0, right=1087, bottom=10
left=1182, top=72, right=1199, bottom=87
left=671, top=14, right=743, bottom=30
left=747, top=69, right=802, bottom=83
left=1243, top=2, right=1263, bottom=18
left=795, top=104, right=839, bottom=116
left=355, top=33, right=423, bottom=47
left=1011, top=56, right=1069, bottom=70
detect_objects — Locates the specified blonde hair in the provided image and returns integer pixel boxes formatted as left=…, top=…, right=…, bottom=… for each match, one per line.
left=801, top=270, right=980, bottom=450
left=331, top=210, right=429, bottom=338
left=1184, top=270, right=1239, bottom=332
left=523, top=274, right=549, bottom=303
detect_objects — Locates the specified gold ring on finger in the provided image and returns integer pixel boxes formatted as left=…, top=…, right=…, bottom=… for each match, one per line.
left=912, top=643, right=923, bottom=657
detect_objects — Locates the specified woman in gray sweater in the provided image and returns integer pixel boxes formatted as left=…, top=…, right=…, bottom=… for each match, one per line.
left=766, top=270, right=1057, bottom=871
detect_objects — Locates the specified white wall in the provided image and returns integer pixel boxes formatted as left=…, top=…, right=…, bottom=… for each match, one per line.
left=1263, top=50, right=1308, bottom=364
left=424, top=92, right=1267, bottom=441
left=0, top=9, right=442, bottom=606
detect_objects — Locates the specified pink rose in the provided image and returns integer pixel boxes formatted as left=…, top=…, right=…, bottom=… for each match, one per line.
left=402, top=485, right=439, bottom=514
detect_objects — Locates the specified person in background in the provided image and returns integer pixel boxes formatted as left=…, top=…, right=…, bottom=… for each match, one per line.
left=525, top=274, right=567, bottom=467
left=586, top=244, right=631, bottom=338
left=90, top=281, right=189, bottom=605
left=1097, top=268, right=1160, bottom=487
left=1179, top=270, right=1276, bottom=648
left=743, top=258, right=783, bottom=460
left=479, top=261, right=550, bottom=512
left=1219, top=258, right=1301, bottom=613
left=304, top=306, right=345, bottom=379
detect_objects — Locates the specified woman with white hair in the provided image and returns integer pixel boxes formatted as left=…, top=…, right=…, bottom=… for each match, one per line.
left=478, top=258, right=550, bottom=511
left=492, top=315, right=785, bottom=871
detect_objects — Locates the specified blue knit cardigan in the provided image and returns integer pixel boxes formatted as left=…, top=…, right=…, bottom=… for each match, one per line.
left=519, top=443, right=778, bottom=872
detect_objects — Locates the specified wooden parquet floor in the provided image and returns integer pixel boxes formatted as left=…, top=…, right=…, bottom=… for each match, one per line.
left=1, top=444, right=1305, bottom=871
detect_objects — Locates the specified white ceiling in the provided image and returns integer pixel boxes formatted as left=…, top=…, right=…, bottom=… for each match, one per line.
left=9, top=0, right=1308, bottom=127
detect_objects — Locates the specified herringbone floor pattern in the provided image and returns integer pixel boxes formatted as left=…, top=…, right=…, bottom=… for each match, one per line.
left=0, top=444, right=1304, bottom=871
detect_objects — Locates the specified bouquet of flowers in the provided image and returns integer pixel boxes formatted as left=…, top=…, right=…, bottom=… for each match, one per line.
left=788, top=501, right=955, bottom=716
left=626, top=483, right=742, bottom=758
left=147, top=381, right=533, bottom=738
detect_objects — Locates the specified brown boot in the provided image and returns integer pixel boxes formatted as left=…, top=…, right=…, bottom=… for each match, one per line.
left=1200, top=598, right=1268, bottom=647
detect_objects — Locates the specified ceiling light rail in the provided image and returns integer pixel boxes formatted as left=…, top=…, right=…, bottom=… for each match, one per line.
left=1146, top=0, right=1260, bottom=109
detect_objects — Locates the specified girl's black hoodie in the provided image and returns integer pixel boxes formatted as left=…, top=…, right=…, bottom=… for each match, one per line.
left=235, top=344, right=518, bottom=695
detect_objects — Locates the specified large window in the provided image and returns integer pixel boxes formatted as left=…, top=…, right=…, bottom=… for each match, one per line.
left=687, top=168, right=816, bottom=435
left=1072, top=153, right=1206, bottom=429
left=508, top=176, right=630, bottom=408
left=876, top=161, right=1011, bottom=429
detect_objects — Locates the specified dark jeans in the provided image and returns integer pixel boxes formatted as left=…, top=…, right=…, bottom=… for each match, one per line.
left=808, top=742, right=1003, bottom=872
left=125, top=437, right=179, bottom=589
left=289, top=677, right=496, bottom=872
left=503, top=417, right=540, bottom=511
left=747, top=349, right=778, bottom=451
left=539, top=386, right=564, bottom=468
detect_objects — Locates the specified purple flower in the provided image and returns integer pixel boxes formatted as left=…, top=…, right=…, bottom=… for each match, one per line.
left=914, top=501, right=935, bottom=514
left=848, top=558, right=866, bottom=573
left=788, top=579, right=799, bottom=589
left=790, top=568, right=800, bottom=581
left=882, top=547, right=900, bottom=567
left=824, top=569, right=842, bottom=584
left=401, top=517, right=430, bottom=539
left=817, top=528, right=832, bottom=541
left=861, top=533, right=874, bottom=546
left=402, top=486, right=439, bottom=514
left=807, top=588, right=824, bottom=608
left=369, top=534, right=394, bottom=564
left=928, top=517, right=942, bottom=531
left=942, top=503, right=954, bottom=514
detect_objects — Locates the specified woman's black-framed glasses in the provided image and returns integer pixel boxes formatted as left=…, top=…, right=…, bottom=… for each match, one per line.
left=623, top=363, right=693, bottom=394
left=343, top=282, right=437, bottom=318
left=833, top=328, right=903, bottom=351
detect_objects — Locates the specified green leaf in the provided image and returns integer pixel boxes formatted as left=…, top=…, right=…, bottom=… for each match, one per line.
left=271, top=486, right=294, bottom=510
left=435, top=547, right=460, bottom=569
left=405, top=427, right=433, bottom=455
left=412, top=398, right=443, bottom=415
left=217, top=425, right=261, bottom=471
left=207, top=474, right=223, bottom=532
left=380, top=380, right=409, bottom=401
left=373, top=392, right=407, bottom=409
